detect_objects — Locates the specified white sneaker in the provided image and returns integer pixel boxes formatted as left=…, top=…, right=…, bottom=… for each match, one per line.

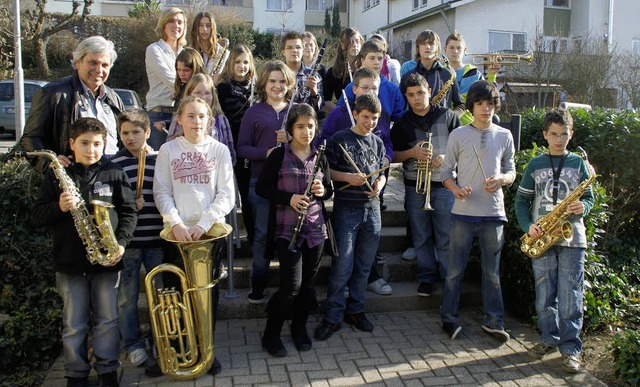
left=401, top=247, right=416, bottom=260
left=366, top=278, right=392, bottom=295
left=128, top=348, right=149, bottom=367
left=562, top=353, right=581, bottom=373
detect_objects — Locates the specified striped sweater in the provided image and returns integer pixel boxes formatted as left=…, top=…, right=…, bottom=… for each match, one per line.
left=111, top=148, right=164, bottom=249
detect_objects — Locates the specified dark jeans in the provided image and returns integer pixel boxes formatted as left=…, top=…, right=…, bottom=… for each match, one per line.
left=234, top=159, right=254, bottom=244
left=267, top=238, right=324, bottom=317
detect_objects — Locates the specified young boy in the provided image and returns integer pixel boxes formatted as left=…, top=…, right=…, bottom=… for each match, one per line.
left=281, top=31, right=323, bottom=114
left=440, top=80, right=516, bottom=342
left=337, top=39, right=406, bottom=122
left=443, top=32, right=500, bottom=124
left=33, top=117, right=137, bottom=387
left=514, top=109, right=594, bottom=373
left=400, top=30, right=465, bottom=118
left=110, top=108, right=164, bottom=377
left=321, top=68, right=392, bottom=295
left=314, top=94, right=386, bottom=341
left=391, top=73, right=461, bottom=297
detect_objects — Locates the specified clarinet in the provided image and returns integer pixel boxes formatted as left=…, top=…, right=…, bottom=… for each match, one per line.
left=288, top=140, right=326, bottom=252
left=300, top=38, right=328, bottom=103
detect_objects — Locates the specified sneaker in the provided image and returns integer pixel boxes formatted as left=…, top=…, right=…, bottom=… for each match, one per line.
left=481, top=325, right=510, bottom=343
left=442, top=322, right=462, bottom=340
left=207, top=357, right=222, bottom=375
left=367, top=278, right=392, bottom=295
left=247, top=289, right=266, bottom=304
left=127, top=348, right=148, bottom=367
left=380, top=204, right=388, bottom=211
left=344, top=312, right=374, bottom=332
left=144, top=357, right=163, bottom=378
left=417, top=282, right=432, bottom=297
left=401, top=247, right=416, bottom=260
left=562, top=353, right=581, bottom=373
left=375, top=253, right=386, bottom=264
left=314, top=319, right=341, bottom=341
left=528, top=343, right=558, bottom=360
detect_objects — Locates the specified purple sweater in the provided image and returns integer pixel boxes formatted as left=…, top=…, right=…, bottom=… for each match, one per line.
left=237, top=101, right=288, bottom=178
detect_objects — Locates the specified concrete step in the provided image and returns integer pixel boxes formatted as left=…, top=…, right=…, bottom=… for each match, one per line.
left=138, top=280, right=482, bottom=321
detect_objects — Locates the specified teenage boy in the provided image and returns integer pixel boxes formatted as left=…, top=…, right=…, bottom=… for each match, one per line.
left=443, top=32, right=500, bottom=124
left=391, top=73, right=461, bottom=297
left=400, top=30, right=465, bottom=118
left=337, top=39, right=406, bottom=122
left=281, top=31, right=323, bottom=114
left=319, top=68, right=393, bottom=296
left=111, top=108, right=164, bottom=377
left=439, top=80, right=516, bottom=342
left=314, top=94, right=386, bottom=341
left=515, top=109, right=594, bottom=373
left=32, top=117, right=137, bottom=387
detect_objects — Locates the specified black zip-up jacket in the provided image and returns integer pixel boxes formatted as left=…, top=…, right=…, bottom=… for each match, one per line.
left=217, top=79, right=252, bottom=146
left=32, top=157, right=138, bottom=274
left=21, top=71, right=124, bottom=172
left=400, top=60, right=465, bottom=117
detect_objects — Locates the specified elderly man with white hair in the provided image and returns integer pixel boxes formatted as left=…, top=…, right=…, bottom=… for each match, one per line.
left=21, top=36, right=125, bottom=172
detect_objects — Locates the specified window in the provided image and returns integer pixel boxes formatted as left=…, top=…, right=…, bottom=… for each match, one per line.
left=413, top=0, right=427, bottom=9
left=542, top=36, right=571, bottom=53
left=307, top=0, right=334, bottom=11
left=545, top=0, right=570, bottom=8
left=633, top=40, right=640, bottom=55
left=364, top=0, right=380, bottom=11
left=404, top=40, right=413, bottom=62
left=267, top=0, right=292, bottom=11
left=488, top=31, right=527, bottom=52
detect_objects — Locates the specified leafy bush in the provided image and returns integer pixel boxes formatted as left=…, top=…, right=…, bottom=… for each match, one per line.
left=0, top=155, right=61, bottom=386
left=611, top=329, right=640, bottom=386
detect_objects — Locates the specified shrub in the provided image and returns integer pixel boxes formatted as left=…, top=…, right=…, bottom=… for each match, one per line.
left=611, top=329, right=640, bottom=386
left=0, top=154, right=60, bottom=386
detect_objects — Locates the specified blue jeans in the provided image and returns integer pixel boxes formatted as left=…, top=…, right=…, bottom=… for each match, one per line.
left=249, top=177, right=272, bottom=287
left=441, top=218, right=505, bottom=328
left=324, top=202, right=381, bottom=323
left=56, top=271, right=121, bottom=377
left=405, top=186, right=454, bottom=284
left=117, top=247, right=163, bottom=353
left=532, top=246, right=585, bottom=355
left=146, top=110, right=171, bottom=151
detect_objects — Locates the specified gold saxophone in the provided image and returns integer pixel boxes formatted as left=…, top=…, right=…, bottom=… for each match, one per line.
left=520, top=148, right=597, bottom=259
left=18, top=150, right=120, bottom=266
left=211, top=38, right=230, bottom=76
left=431, top=56, right=457, bottom=106
left=145, top=223, right=231, bottom=380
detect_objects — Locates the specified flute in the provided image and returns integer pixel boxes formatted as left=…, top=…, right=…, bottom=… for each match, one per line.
left=288, top=140, right=326, bottom=252
left=342, top=90, right=356, bottom=128
left=276, top=84, right=297, bottom=148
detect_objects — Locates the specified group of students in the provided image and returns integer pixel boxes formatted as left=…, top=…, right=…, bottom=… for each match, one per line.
left=35, top=12, right=595, bottom=386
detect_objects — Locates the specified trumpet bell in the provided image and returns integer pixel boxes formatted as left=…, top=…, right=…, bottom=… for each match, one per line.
left=470, top=49, right=534, bottom=66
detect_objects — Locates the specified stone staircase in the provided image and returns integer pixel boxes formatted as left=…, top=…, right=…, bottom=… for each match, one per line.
left=138, top=173, right=484, bottom=321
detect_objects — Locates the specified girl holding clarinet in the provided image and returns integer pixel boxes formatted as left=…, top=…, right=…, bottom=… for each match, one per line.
left=256, top=103, right=333, bottom=357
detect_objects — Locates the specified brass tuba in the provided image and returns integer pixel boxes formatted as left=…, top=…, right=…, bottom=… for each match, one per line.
left=415, top=133, right=434, bottom=211
left=145, top=224, right=231, bottom=380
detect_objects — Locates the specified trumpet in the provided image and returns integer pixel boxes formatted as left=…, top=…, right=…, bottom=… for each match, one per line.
left=469, top=49, right=534, bottom=66
left=415, top=134, right=434, bottom=211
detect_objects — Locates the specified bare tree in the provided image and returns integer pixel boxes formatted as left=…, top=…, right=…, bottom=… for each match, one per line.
left=21, top=0, right=94, bottom=77
left=614, top=51, right=640, bottom=109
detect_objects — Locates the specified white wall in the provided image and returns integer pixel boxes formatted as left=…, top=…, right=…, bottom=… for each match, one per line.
left=611, top=0, right=640, bottom=53
left=350, top=0, right=389, bottom=38
left=454, top=0, right=542, bottom=53
left=253, top=0, right=306, bottom=33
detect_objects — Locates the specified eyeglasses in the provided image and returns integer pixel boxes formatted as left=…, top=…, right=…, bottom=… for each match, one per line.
left=356, top=85, right=378, bottom=93
left=547, top=133, right=570, bottom=140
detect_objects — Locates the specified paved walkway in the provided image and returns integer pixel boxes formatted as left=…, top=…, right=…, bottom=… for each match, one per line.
left=44, top=308, right=604, bottom=386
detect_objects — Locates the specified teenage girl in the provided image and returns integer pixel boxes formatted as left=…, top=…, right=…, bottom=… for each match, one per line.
left=190, top=12, right=227, bottom=79
left=323, top=27, right=364, bottom=112
left=256, top=103, right=333, bottom=357
left=172, top=47, right=206, bottom=109
left=237, top=61, right=295, bottom=304
left=153, top=95, right=235, bottom=375
left=217, top=44, right=257, bottom=245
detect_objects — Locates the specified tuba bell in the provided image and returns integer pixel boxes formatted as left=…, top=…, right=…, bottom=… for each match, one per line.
left=415, top=133, right=434, bottom=211
left=144, top=224, right=231, bottom=380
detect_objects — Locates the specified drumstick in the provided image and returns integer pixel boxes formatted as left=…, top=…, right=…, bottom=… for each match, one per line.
left=472, top=145, right=488, bottom=181
left=338, top=143, right=379, bottom=200
left=339, top=165, right=390, bottom=190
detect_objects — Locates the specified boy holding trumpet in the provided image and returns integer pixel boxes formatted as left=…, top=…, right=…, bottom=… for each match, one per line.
left=391, top=73, right=461, bottom=297
left=315, top=94, right=386, bottom=341
left=439, top=80, right=516, bottom=341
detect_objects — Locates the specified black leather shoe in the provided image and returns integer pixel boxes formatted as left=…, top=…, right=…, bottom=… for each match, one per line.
left=344, top=312, right=374, bottom=332
left=313, top=319, right=341, bottom=341
left=262, top=336, right=287, bottom=357
left=144, top=356, right=163, bottom=378
left=97, top=371, right=118, bottom=387
left=207, top=357, right=222, bottom=375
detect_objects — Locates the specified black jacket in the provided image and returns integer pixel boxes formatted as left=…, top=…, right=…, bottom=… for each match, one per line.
left=400, top=60, right=465, bottom=117
left=21, top=71, right=124, bottom=172
left=32, top=157, right=138, bottom=274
